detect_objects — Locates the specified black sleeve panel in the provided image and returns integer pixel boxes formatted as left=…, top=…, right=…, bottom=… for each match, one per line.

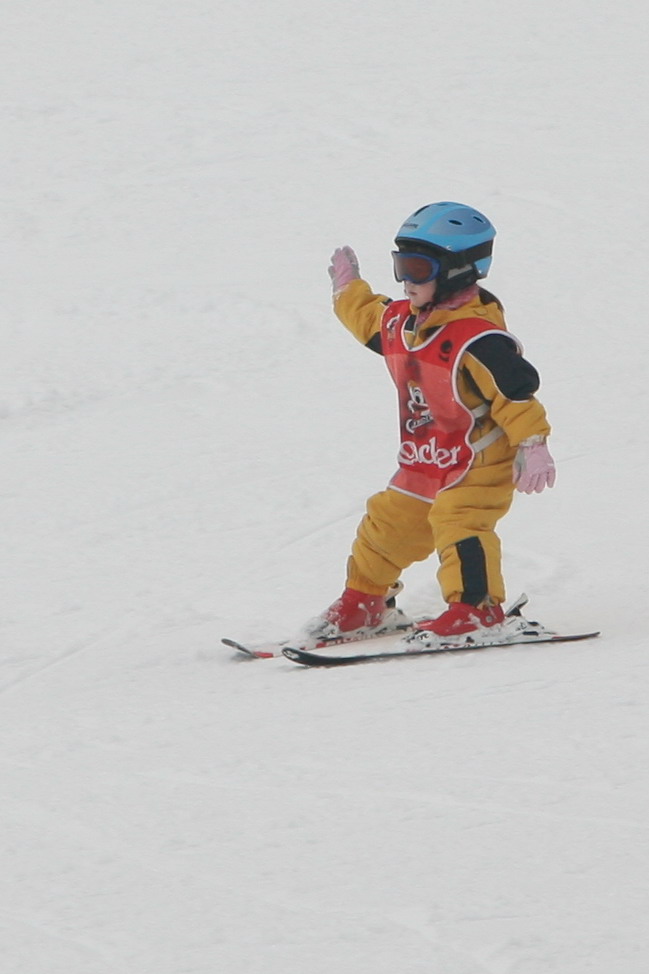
left=365, top=333, right=383, bottom=355
left=468, top=334, right=541, bottom=401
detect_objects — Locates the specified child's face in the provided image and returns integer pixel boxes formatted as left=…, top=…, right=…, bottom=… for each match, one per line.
left=404, top=279, right=437, bottom=309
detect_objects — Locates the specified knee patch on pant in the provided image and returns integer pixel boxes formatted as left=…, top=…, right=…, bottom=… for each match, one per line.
left=438, top=534, right=505, bottom=606
left=456, top=536, right=488, bottom=605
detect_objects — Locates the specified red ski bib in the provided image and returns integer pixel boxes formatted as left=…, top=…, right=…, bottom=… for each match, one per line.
left=380, top=301, right=512, bottom=502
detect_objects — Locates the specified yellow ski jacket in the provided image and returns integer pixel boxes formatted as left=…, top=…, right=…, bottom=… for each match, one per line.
left=334, top=280, right=551, bottom=463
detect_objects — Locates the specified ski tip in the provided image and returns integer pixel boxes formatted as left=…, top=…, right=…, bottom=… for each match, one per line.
left=221, top=638, right=278, bottom=659
left=282, top=647, right=304, bottom=662
left=282, top=646, right=336, bottom=666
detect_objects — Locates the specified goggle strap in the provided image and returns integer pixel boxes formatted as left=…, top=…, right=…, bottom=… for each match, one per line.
left=445, top=239, right=493, bottom=267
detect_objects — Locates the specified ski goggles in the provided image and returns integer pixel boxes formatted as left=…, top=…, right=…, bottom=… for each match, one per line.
left=392, top=250, right=442, bottom=284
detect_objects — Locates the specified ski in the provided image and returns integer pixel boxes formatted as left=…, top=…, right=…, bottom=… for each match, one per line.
left=221, top=618, right=415, bottom=660
left=222, top=591, right=527, bottom=660
left=222, top=593, right=600, bottom=665
left=281, top=628, right=600, bottom=667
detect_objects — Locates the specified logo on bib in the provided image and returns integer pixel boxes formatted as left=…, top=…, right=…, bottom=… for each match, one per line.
left=385, top=314, right=401, bottom=339
left=405, top=382, right=435, bottom=433
left=398, top=437, right=463, bottom=469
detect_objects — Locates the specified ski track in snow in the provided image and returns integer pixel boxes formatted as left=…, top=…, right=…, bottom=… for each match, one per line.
left=3, top=1, right=649, bottom=972
left=0, top=624, right=125, bottom=695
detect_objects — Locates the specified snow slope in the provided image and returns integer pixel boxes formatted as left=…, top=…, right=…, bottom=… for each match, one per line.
left=2, top=1, right=649, bottom=971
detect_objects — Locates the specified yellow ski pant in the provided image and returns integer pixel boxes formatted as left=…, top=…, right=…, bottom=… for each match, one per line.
left=346, top=458, right=515, bottom=606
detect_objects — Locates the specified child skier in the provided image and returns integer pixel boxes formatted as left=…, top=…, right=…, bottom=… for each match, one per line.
left=302, top=201, right=556, bottom=650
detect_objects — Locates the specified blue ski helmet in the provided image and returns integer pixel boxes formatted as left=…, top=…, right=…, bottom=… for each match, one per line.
left=394, top=202, right=496, bottom=293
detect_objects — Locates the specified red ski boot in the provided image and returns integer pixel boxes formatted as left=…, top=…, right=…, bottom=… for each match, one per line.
left=408, top=601, right=505, bottom=649
left=298, top=584, right=412, bottom=647
left=324, top=588, right=386, bottom=632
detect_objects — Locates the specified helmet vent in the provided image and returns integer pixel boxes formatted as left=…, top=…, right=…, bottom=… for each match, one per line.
left=449, top=219, right=462, bottom=225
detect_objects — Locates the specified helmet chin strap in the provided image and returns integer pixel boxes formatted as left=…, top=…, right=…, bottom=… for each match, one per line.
left=407, top=260, right=479, bottom=314
left=435, top=264, right=478, bottom=304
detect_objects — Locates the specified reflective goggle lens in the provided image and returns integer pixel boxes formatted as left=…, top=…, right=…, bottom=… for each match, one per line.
left=392, top=251, right=442, bottom=284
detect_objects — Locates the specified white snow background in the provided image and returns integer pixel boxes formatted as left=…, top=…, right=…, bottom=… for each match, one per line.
left=2, top=1, right=648, bottom=972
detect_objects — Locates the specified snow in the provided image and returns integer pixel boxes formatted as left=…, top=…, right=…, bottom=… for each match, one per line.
left=2, top=0, right=649, bottom=970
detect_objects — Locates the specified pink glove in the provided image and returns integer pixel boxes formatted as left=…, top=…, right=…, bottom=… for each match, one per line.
left=513, top=436, right=557, bottom=494
left=328, top=246, right=360, bottom=294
